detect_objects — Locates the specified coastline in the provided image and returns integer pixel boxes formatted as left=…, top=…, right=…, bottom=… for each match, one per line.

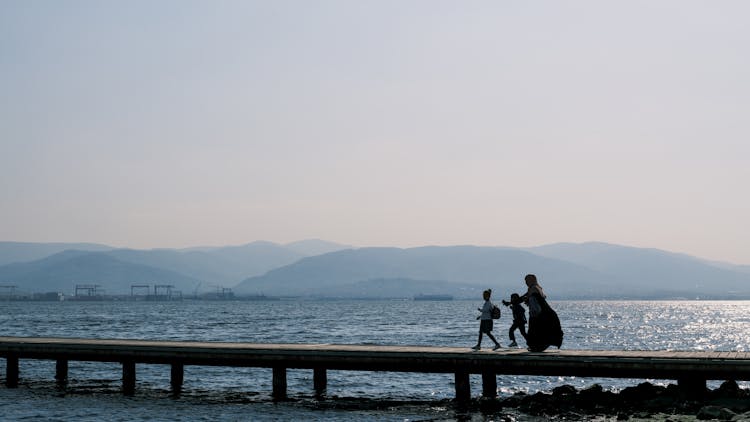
left=465, top=380, right=750, bottom=421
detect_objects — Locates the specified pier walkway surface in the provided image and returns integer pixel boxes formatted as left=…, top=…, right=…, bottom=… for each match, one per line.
left=2, top=336, right=749, bottom=400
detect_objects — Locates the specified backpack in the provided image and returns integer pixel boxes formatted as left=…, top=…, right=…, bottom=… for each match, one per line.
left=491, top=304, right=501, bottom=319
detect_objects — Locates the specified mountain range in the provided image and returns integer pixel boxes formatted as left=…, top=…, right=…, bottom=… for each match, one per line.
left=1, top=240, right=748, bottom=299
left=0, top=240, right=348, bottom=295
left=233, top=246, right=614, bottom=298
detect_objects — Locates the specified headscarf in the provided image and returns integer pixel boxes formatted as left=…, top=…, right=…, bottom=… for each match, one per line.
left=524, top=274, right=546, bottom=298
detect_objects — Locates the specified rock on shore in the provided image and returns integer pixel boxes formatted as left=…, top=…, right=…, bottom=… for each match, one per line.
left=489, top=380, right=750, bottom=420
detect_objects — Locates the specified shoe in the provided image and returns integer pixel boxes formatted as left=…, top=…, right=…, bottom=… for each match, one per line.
left=471, top=345, right=480, bottom=351
left=508, top=341, right=517, bottom=347
left=492, top=344, right=502, bottom=351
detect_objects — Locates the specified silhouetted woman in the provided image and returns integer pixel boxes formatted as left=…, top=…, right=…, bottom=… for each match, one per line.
left=521, top=274, right=563, bottom=352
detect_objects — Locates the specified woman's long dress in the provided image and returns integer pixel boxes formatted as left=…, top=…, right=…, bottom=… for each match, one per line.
left=526, top=292, right=563, bottom=352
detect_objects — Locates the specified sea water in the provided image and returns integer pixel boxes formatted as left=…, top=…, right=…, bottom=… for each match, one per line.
left=1, top=300, right=749, bottom=421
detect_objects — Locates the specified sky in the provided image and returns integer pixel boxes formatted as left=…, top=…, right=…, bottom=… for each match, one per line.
left=1, top=1, right=749, bottom=264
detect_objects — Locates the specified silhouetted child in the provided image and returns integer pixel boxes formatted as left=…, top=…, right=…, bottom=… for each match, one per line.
left=502, top=293, right=527, bottom=347
left=472, top=289, right=501, bottom=351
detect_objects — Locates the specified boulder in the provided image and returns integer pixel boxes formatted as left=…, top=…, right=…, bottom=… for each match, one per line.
left=715, top=380, right=741, bottom=399
left=620, top=382, right=664, bottom=402
left=697, top=405, right=736, bottom=420
left=552, top=384, right=577, bottom=396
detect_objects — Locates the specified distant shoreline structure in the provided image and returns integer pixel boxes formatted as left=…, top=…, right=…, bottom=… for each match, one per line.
left=0, top=292, right=281, bottom=302
left=413, top=294, right=453, bottom=301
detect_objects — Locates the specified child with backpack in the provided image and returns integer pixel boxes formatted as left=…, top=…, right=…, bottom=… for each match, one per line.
left=471, top=289, right=502, bottom=351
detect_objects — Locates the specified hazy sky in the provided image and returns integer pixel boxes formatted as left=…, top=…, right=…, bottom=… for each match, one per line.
left=2, top=1, right=749, bottom=264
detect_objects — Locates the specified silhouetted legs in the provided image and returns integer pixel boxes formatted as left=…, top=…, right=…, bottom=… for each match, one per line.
left=509, top=321, right=527, bottom=343
left=474, top=320, right=500, bottom=349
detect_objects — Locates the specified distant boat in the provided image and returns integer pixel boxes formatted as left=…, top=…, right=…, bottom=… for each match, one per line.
left=413, top=294, right=453, bottom=301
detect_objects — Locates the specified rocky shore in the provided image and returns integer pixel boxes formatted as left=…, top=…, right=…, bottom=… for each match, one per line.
left=472, top=380, right=750, bottom=421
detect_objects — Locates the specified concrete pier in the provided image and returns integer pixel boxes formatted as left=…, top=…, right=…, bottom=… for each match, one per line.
left=2, top=336, right=749, bottom=400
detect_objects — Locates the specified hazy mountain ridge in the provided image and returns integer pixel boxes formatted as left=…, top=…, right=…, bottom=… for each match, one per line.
left=527, top=242, right=750, bottom=294
left=105, top=242, right=306, bottom=287
left=2, top=241, right=749, bottom=299
left=235, top=243, right=750, bottom=299
left=0, top=242, right=114, bottom=266
left=0, top=240, right=350, bottom=295
left=0, top=251, right=202, bottom=295
left=283, top=239, right=353, bottom=256
left=234, top=246, right=619, bottom=298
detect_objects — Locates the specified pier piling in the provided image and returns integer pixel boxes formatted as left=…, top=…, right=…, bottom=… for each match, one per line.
left=122, top=361, right=136, bottom=395
left=313, top=367, right=327, bottom=397
left=482, top=372, right=497, bottom=398
left=6, top=354, right=18, bottom=388
left=171, top=363, right=184, bottom=395
left=55, top=359, right=68, bottom=384
left=454, top=371, right=470, bottom=402
left=272, top=366, right=287, bottom=400
left=678, top=377, right=707, bottom=399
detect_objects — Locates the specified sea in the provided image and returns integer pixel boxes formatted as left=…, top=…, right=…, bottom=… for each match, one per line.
left=1, top=299, right=749, bottom=421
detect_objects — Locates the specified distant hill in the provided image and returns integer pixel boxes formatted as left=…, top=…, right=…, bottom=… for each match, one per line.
left=527, top=242, right=750, bottom=296
left=0, top=251, right=201, bottom=295
left=0, top=240, right=344, bottom=291
left=234, top=246, right=616, bottom=298
left=283, top=239, right=351, bottom=256
left=4, top=240, right=749, bottom=299
left=0, top=242, right=113, bottom=266
left=105, top=241, right=306, bottom=287
left=235, top=244, right=750, bottom=299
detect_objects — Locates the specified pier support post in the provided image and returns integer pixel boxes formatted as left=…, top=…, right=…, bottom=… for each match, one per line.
left=482, top=372, right=497, bottom=398
left=454, top=371, right=470, bottom=402
left=272, top=367, right=287, bottom=400
left=678, top=378, right=707, bottom=399
left=313, top=367, right=327, bottom=397
left=171, top=363, right=184, bottom=395
left=55, top=359, right=68, bottom=385
left=6, top=354, right=19, bottom=388
left=122, top=361, right=136, bottom=396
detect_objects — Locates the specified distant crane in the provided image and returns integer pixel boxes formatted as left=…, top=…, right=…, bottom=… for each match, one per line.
left=75, top=284, right=100, bottom=297
left=154, top=284, right=174, bottom=300
left=219, top=287, right=233, bottom=299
